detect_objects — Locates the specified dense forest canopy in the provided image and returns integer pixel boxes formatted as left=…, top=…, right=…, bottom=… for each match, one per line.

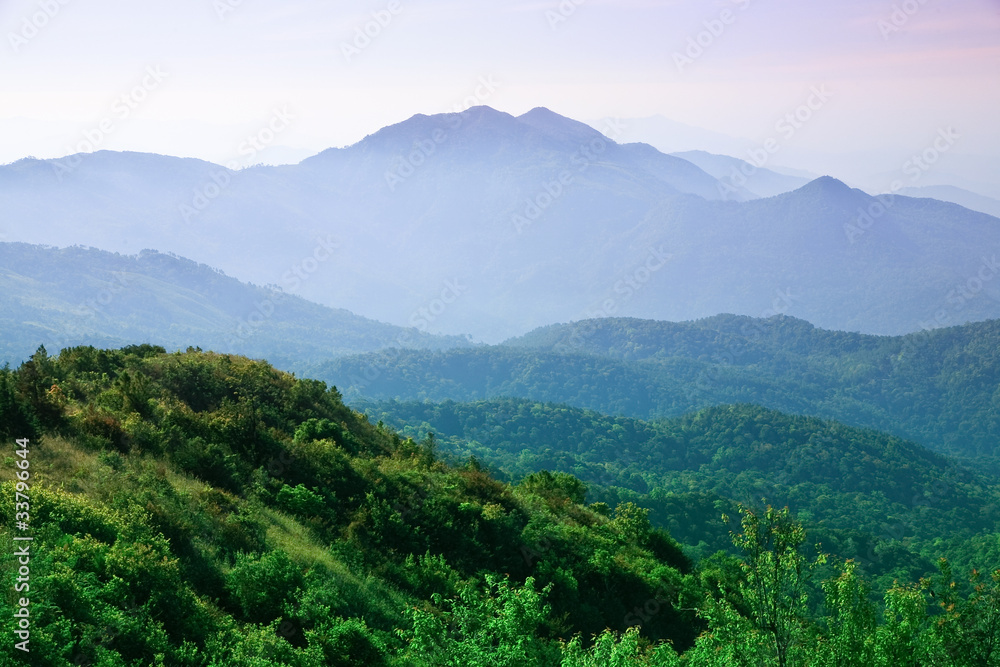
left=1, top=345, right=997, bottom=665
left=316, top=315, right=1000, bottom=464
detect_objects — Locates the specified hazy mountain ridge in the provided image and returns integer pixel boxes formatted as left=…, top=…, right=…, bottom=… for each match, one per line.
left=670, top=150, right=812, bottom=198
left=898, top=184, right=1000, bottom=219
left=2, top=107, right=1000, bottom=340
left=0, top=242, right=470, bottom=369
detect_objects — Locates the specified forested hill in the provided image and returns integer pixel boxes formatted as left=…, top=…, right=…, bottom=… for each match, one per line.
left=0, top=344, right=698, bottom=664
left=0, top=242, right=470, bottom=370
left=1, top=345, right=997, bottom=665
left=360, top=397, right=1000, bottom=586
left=315, top=315, right=1000, bottom=461
left=504, top=314, right=884, bottom=359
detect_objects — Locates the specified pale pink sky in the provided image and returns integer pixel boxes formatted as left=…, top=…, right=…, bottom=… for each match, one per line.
left=1, top=0, right=997, bottom=171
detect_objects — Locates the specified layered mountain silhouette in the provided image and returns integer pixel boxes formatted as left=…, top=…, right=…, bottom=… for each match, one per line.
left=670, top=149, right=812, bottom=198
left=899, top=184, right=1000, bottom=219
left=3, top=106, right=999, bottom=341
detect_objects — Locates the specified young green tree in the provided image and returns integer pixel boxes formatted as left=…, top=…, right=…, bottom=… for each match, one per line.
left=692, top=504, right=822, bottom=667
left=733, top=504, right=821, bottom=667
left=817, top=559, right=877, bottom=667
left=399, top=575, right=558, bottom=666
left=923, top=559, right=1000, bottom=666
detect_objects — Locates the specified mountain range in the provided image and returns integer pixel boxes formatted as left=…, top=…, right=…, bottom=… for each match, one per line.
left=3, top=104, right=1000, bottom=663
left=3, top=106, right=1000, bottom=341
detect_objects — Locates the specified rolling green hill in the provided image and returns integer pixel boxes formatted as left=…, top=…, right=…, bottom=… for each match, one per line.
left=0, top=345, right=698, bottom=665
left=359, top=397, right=1000, bottom=587
left=1, top=345, right=997, bottom=665
left=315, top=315, right=1000, bottom=462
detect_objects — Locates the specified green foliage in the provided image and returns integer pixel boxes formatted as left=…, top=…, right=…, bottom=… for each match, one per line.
left=306, top=616, right=388, bottom=667
left=519, top=470, right=588, bottom=505
left=205, top=621, right=325, bottom=667
left=227, top=550, right=306, bottom=624
left=398, top=575, right=559, bottom=666
left=3, top=344, right=998, bottom=666
left=560, top=628, right=682, bottom=667
left=276, top=484, right=326, bottom=518
left=0, top=363, right=39, bottom=439
left=325, top=315, right=1000, bottom=460
left=729, top=505, right=821, bottom=667
left=364, top=397, right=999, bottom=585
left=817, top=560, right=877, bottom=666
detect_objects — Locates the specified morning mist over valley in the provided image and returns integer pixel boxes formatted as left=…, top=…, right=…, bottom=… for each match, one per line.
left=1, top=1, right=999, bottom=665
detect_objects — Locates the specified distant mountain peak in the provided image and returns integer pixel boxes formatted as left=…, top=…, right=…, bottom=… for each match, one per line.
left=799, top=175, right=855, bottom=195
left=516, top=106, right=607, bottom=144
left=458, top=104, right=511, bottom=120
left=350, top=105, right=523, bottom=153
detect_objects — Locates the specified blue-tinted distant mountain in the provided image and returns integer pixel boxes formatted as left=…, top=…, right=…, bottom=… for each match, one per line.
left=2, top=107, right=999, bottom=341
left=303, top=106, right=726, bottom=199
left=898, top=184, right=1000, bottom=219
left=671, top=150, right=812, bottom=198
left=0, top=242, right=470, bottom=370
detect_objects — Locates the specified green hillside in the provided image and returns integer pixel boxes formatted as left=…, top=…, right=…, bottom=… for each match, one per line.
left=359, top=397, right=1000, bottom=587
left=315, top=315, right=1000, bottom=462
left=1, top=345, right=997, bottom=665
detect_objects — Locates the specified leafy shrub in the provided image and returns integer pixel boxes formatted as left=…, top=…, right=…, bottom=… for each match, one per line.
left=227, top=550, right=305, bottom=624
left=276, top=484, right=326, bottom=519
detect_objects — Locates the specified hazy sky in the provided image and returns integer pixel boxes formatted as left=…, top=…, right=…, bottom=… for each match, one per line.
left=2, top=0, right=999, bottom=169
